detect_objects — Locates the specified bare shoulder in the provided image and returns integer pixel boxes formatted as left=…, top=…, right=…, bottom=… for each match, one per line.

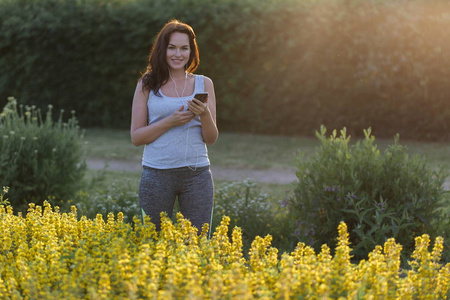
left=134, top=79, right=149, bottom=100
left=135, top=79, right=144, bottom=91
left=202, top=75, right=215, bottom=89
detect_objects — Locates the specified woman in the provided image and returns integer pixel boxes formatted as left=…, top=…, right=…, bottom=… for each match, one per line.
left=130, top=19, right=218, bottom=234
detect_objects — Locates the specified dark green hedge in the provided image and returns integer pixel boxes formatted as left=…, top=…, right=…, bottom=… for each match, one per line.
left=1, top=0, right=449, bottom=140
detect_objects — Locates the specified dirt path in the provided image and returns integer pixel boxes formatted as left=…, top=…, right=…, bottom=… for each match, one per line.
left=86, top=158, right=450, bottom=190
left=86, top=158, right=297, bottom=184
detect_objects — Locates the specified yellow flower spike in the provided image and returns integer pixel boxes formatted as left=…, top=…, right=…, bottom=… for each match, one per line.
left=117, top=211, right=124, bottom=223
left=362, top=246, right=385, bottom=297
left=382, top=238, right=403, bottom=298
left=5, top=277, right=20, bottom=299
left=291, top=242, right=316, bottom=269
left=436, top=263, right=450, bottom=298
left=406, top=234, right=447, bottom=299
left=411, top=235, right=431, bottom=264
left=212, top=215, right=230, bottom=240
left=0, top=277, right=7, bottom=298
left=132, top=214, right=157, bottom=243
left=96, top=273, right=112, bottom=299
left=337, top=221, right=350, bottom=248
left=175, top=213, right=201, bottom=248
left=70, top=205, right=77, bottom=217
left=315, top=244, right=333, bottom=294
left=163, top=248, right=202, bottom=299
left=211, top=216, right=232, bottom=261
left=227, top=263, right=253, bottom=299
left=175, top=212, right=185, bottom=227
left=431, top=236, right=444, bottom=263
left=267, top=246, right=279, bottom=268
left=316, top=283, right=331, bottom=298
left=229, top=226, right=244, bottom=264
left=200, top=223, right=210, bottom=239
left=318, top=244, right=332, bottom=262
left=27, top=202, right=36, bottom=212
left=248, top=234, right=279, bottom=296
left=134, top=243, right=158, bottom=298
left=275, top=254, right=303, bottom=298
left=2, top=201, right=450, bottom=298
left=43, top=200, right=52, bottom=214
left=249, top=236, right=266, bottom=271
left=329, top=222, right=355, bottom=298
left=384, top=238, right=402, bottom=266
left=94, top=213, right=105, bottom=228
left=106, top=212, right=115, bottom=230
left=160, top=212, right=176, bottom=242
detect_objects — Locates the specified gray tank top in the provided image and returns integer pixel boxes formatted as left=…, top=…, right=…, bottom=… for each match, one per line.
left=142, top=74, right=210, bottom=169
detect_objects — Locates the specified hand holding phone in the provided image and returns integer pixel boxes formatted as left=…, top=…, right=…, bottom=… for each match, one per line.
left=193, top=92, right=208, bottom=103
left=188, top=92, right=209, bottom=114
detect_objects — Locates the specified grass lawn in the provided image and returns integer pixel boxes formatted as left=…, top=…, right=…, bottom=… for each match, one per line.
left=84, top=128, right=450, bottom=169
left=83, top=167, right=294, bottom=202
left=83, top=128, right=449, bottom=200
left=82, top=128, right=318, bottom=170
left=82, top=128, right=313, bottom=199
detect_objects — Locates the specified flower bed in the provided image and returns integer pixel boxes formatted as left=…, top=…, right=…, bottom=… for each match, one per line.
left=0, top=202, right=448, bottom=299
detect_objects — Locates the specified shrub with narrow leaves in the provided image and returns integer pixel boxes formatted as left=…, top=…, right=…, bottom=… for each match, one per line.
left=288, top=126, right=448, bottom=261
left=0, top=97, right=86, bottom=209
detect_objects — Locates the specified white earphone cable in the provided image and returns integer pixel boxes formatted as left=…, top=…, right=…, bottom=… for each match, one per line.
left=169, top=71, right=198, bottom=171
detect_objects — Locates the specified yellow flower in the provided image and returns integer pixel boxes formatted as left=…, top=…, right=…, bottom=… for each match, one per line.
left=1, top=204, right=449, bottom=299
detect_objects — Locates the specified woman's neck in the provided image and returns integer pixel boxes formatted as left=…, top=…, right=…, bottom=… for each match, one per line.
left=169, top=69, right=187, bottom=81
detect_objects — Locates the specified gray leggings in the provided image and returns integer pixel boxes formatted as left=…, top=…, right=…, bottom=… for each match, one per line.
left=139, top=165, right=214, bottom=234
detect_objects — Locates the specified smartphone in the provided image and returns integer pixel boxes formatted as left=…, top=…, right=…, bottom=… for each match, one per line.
left=193, top=92, right=208, bottom=103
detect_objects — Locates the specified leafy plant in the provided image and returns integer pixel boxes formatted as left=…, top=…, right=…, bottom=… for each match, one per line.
left=68, top=182, right=140, bottom=224
left=213, top=180, right=294, bottom=253
left=0, top=187, right=9, bottom=206
left=288, top=126, right=448, bottom=260
left=1, top=202, right=448, bottom=299
left=0, top=97, right=86, bottom=210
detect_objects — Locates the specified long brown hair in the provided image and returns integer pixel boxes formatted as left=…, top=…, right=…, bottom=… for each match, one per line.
left=140, top=19, right=200, bottom=95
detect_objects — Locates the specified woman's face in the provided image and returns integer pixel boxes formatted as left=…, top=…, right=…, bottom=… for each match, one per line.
left=166, top=32, right=191, bottom=72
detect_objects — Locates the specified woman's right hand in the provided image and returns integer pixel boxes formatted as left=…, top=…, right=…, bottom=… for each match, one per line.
left=169, top=106, right=195, bottom=126
left=131, top=81, right=194, bottom=146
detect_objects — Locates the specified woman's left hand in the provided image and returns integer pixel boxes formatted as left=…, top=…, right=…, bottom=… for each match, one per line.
left=188, top=98, right=209, bottom=116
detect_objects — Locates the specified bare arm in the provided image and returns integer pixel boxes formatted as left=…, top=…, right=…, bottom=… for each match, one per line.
left=188, top=76, right=219, bottom=145
left=130, top=80, right=195, bottom=146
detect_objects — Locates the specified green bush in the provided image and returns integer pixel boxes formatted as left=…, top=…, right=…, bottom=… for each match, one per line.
left=1, top=0, right=450, bottom=140
left=212, top=180, right=294, bottom=253
left=0, top=97, right=86, bottom=210
left=69, top=183, right=140, bottom=224
left=67, top=178, right=293, bottom=252
left=287, top=126, right=448, bottom=261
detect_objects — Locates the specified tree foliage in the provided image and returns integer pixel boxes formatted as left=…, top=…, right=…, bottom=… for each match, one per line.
left=1, top=0, right=449, bottom=140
